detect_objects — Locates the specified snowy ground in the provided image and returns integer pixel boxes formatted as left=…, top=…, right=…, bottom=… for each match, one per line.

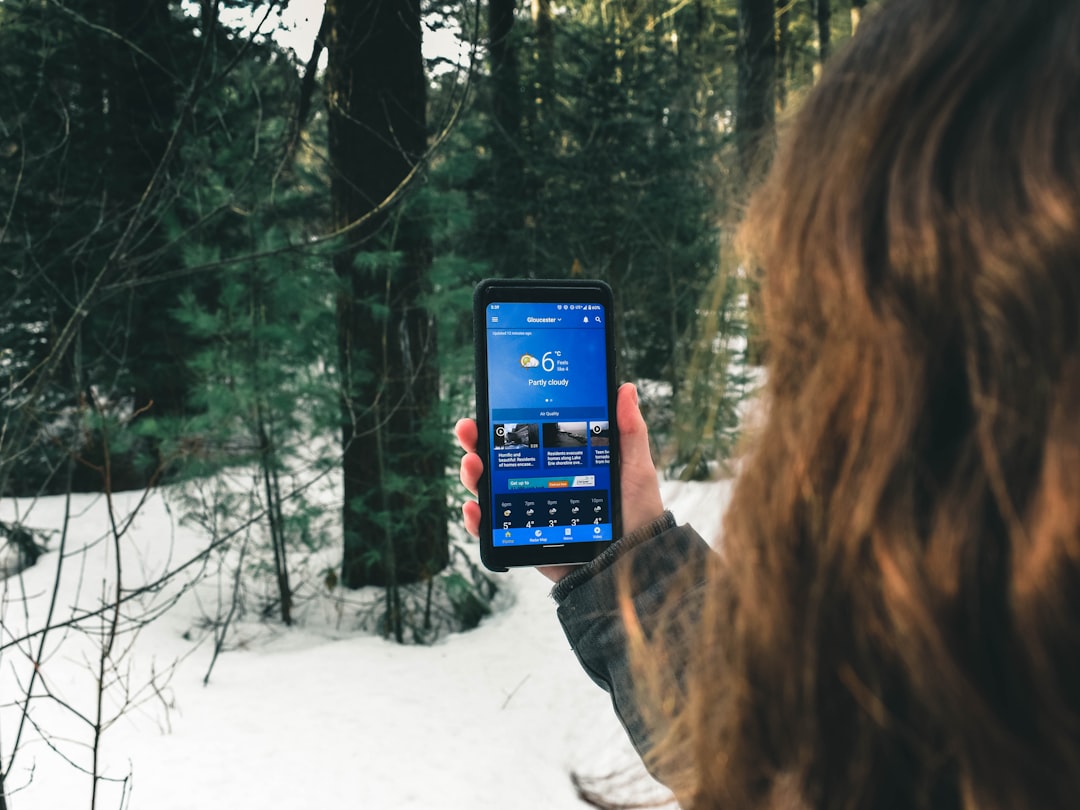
left=0, top=477, right=729, bottom=810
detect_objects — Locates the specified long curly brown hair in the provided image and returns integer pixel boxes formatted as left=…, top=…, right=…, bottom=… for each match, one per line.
left=639, top=1, right=1080, bottom=808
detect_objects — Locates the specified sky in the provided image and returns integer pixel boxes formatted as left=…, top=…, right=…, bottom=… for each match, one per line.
left=219, top=0, right=470, bottom=70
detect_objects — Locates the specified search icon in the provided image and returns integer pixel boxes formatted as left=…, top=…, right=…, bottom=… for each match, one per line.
left=594, top=316, right=601, bottom=323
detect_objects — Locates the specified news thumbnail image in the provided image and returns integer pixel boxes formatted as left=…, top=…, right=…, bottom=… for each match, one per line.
left=494, top=423, right=539, bottom=448
left=589, top=421, right=610, bottom=446
left=541, top=422, right=589, bottom=448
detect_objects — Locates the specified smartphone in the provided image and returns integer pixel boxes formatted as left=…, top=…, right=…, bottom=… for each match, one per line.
left=473, top=279, right=622, bottom=572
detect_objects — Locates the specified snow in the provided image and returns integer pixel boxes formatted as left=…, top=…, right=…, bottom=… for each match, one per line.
left=0, top=477, right=729, bottom=810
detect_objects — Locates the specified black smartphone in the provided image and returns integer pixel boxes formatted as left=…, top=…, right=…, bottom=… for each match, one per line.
left=473, top=279, right=622, bottom=572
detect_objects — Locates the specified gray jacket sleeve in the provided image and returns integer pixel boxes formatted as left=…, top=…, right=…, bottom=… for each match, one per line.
left=551, top=512, right=711, bottom=772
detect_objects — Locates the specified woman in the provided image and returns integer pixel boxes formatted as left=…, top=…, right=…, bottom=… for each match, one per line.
left=458, top=0, right=1080, bottom=806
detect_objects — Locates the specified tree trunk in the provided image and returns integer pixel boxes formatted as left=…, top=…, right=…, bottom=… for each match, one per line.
left=491, top=0, right=520, bottom=129
left=736, top=0, right=775, bottom=366
left=107, top=0, right=187, bottom=420
left=814, top=0, right=832, bottom=80
left=531, top=0, right=554, bottom=109
left=325, top=0, right=449, bottom=589
left=489, top=0, right=525, bottom=277
left=776, top=0, right=791, bottom=109
left=735, top=0, right=776, bottom=183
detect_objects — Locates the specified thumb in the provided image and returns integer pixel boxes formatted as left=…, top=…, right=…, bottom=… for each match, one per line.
left=616, top=383, right=665, bottom=536
left=617, top=383, right=652, bottom=469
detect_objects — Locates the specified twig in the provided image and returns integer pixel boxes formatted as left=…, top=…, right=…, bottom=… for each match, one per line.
left=502, top=675, right=531, bottom=710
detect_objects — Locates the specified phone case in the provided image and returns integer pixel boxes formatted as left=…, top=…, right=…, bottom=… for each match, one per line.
left=472, top=278, right=621, bottom=571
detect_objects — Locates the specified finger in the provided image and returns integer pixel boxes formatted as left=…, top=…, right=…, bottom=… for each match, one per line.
left=459, top=450, right=484, bottom=496
left=455, top=418, right=478, bottom=453
left=462, top=500, right=481, bottom=537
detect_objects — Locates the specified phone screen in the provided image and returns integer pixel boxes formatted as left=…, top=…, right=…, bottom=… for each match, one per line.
left=483, top=300, right=615, bottom=548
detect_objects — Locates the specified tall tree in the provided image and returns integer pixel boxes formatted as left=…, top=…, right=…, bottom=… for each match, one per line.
left=777, top=0, right=792, bottom=108
left=735, top=0, right=776, bottom=180
left=0, top=0, right=191, bottom=495
left=105, top=0, right=194, bottom=432
left=324, top=0, right=449, bottom=592
left=814, top=0, right=832, bottom=78
left=531, top=0, right=554, bottom=109
left=488, top=0, right=526, bottom=277
left=736, top=0, right=776, bottom=366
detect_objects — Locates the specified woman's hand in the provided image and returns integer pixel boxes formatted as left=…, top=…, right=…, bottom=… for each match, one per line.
left=454, top=382, right=666, bottom=582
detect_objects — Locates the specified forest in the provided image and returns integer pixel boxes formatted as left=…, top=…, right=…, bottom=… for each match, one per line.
left=0, top=0, right=870, bottom=806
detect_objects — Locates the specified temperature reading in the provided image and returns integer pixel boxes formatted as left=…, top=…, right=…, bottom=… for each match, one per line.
left=541, top=350, right=565, bottom=373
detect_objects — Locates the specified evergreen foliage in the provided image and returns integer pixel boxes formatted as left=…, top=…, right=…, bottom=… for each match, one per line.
left=430, top=0, right=751, bottom=470
left=0, top=1, right=304, bottom=495
left=1, top=0, right=864, bottom=644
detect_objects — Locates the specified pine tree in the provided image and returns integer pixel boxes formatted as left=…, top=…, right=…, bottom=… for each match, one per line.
left=324, top=0, right=449, bottom=601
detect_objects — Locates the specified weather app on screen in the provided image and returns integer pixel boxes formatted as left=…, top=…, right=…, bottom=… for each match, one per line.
left=485, top=301, right=613, bottom=547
